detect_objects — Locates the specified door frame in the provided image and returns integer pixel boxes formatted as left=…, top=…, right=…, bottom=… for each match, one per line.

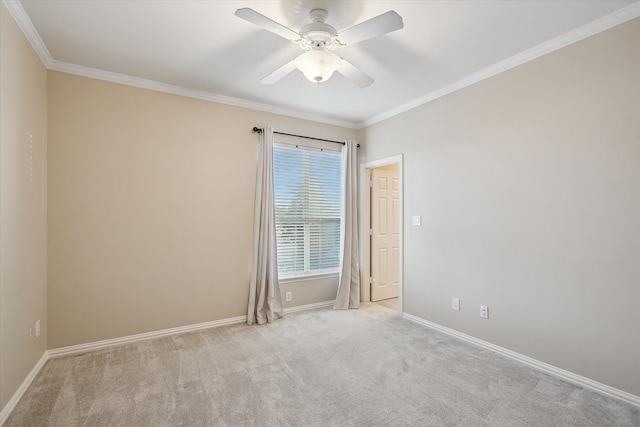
left=360, top=154, right=404, bottom=313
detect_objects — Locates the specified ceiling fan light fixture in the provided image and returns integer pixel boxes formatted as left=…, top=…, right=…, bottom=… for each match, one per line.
left=236, top=7, right=403, bottom=87
left=294, top=50, right=341, bottom=84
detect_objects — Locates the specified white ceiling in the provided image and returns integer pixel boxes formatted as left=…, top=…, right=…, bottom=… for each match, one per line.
left=11, top=0, right=640, bottom=128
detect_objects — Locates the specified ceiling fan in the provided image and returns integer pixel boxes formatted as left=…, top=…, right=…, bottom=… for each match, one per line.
left=235, top=7, right=403, bottom=88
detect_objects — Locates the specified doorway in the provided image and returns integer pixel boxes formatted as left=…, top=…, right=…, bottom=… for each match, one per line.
left=361, top=155, right=403, bottom=314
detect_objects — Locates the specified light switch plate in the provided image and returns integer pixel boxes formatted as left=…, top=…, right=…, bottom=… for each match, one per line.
left=412, top=215, right=422, bottom=226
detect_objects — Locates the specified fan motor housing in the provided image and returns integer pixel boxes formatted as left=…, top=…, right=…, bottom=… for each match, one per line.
left=299, top=9, right=338, bottom=50
left=300, top=22, right=338, bottom=49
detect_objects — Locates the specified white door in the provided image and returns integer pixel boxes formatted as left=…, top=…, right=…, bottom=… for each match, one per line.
left=370, top=167, right=400, bottom=301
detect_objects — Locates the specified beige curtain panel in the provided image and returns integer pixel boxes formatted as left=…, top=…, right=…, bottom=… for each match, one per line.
left=247, top=126, right=283, bottom=325
left=334, top=140, right=360, bottom=309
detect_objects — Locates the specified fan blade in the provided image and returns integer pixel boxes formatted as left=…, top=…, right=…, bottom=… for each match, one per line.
left=260, top=60, right=298, bottom=84
left=336, top=58, right=374, bottom=88
left=338, top=10, right=403, bottom=45
left=235, top=8, right=300, bottom=41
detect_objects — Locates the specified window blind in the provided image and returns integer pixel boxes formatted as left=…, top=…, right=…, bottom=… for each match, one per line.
left=273, top=144, right=342, bottom=277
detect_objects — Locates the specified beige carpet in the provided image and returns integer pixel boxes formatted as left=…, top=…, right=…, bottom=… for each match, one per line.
left=5, top=303, right=639, bottom=426
left=374, top=297, right=400, bottom=312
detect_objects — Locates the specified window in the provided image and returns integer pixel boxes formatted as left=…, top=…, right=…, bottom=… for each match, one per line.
left=273, top=143, right=341, bottom=277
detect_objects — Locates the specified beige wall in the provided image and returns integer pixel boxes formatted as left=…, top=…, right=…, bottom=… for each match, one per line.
left=0, top=3, right=48, bottom=411
left=47, top=71, right=356, bottom=348
left=3, top=3, right=637, bottom=410
left=362, top=19, right=640, bottom=396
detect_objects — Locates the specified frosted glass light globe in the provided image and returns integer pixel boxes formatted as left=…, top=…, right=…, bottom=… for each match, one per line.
left=295, top=51, right=341, bottom=84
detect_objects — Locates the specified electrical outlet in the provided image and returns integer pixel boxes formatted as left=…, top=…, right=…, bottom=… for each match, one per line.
left=451, top=297, right=460, bottom=311
left=285, top=291, right=292, bottom=302
left=480, top=305, right=489, bottom=319
left=35, top=320, right=40, bottom=338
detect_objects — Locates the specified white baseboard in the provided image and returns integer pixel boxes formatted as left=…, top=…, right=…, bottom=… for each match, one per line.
left=283, top=300, right=335, bottom=314
left=0, top=351, right=48, bottom=426
left=9, top=303, right=633, bottom=426
left=402, top=312, right=640, bottom=408
left=47, top=315, right=248, bottom=359
left=48, top=300, right=335, bottom=359
left=0, top=301, right=336, bottom=424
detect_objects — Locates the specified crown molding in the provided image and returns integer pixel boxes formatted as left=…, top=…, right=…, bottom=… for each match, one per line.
left=48, top=60, right=358, bottom=129
left=5, top=0, right=637, bottom=131
left=2, top=0, right=53, bottom=67
left=3, top=0, right=357, bottom=129
left=357, top=1, right=640, bottom=129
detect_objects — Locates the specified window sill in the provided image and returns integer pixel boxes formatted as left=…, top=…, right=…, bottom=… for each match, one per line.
left=279, top=271, right=339, bottom=283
